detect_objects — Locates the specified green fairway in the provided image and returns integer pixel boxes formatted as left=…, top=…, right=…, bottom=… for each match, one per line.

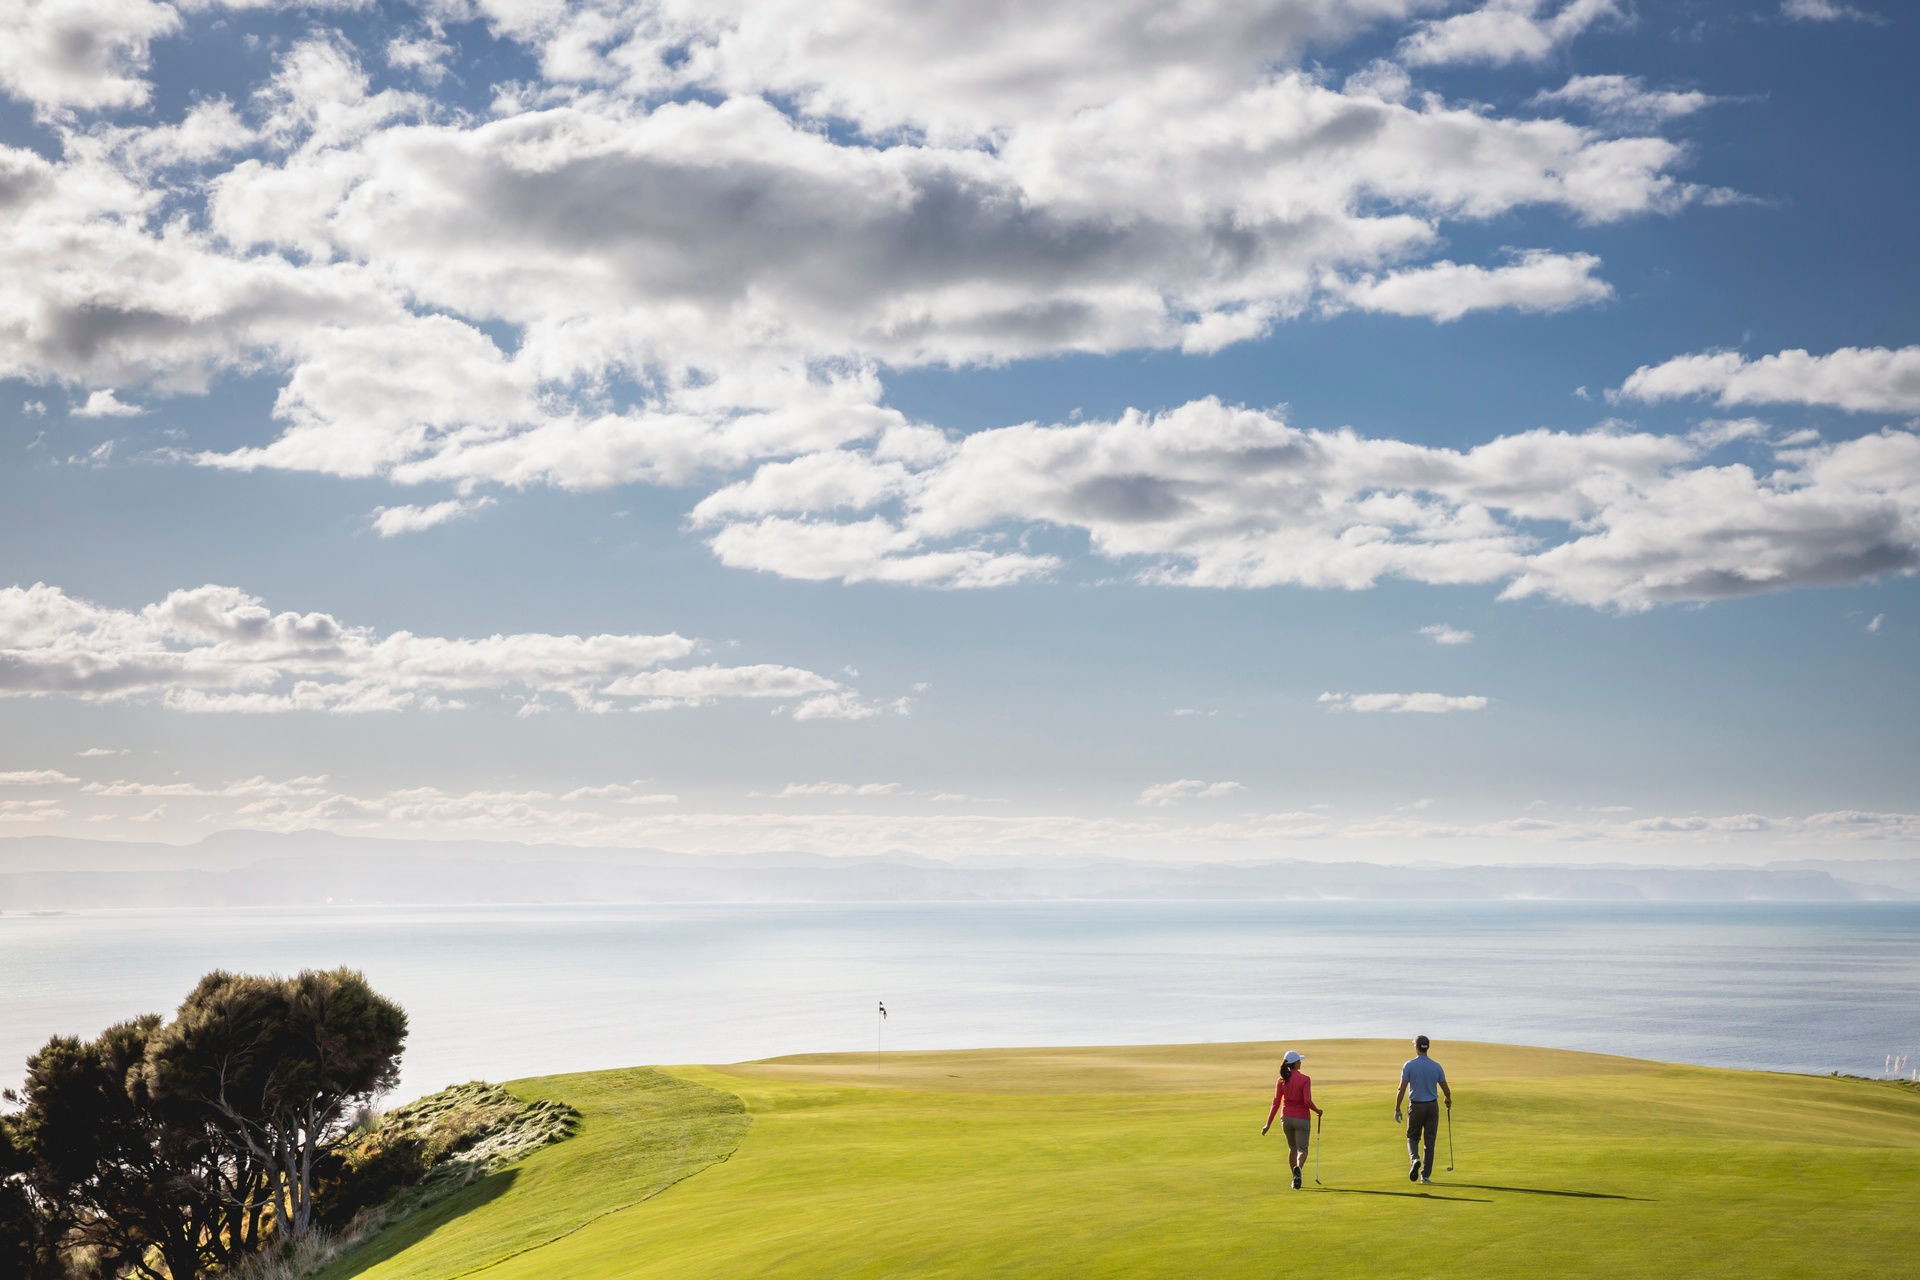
left=326, top=1041, right=1920, bottom=1279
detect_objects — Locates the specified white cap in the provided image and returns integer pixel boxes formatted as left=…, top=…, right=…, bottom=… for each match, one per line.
left=1283, top=1050, right=1304, bottom=1064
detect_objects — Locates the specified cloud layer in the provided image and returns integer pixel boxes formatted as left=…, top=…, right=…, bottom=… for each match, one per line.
left=0, top=581, right=875, bottom=716
left=1, top=1, right=1697, bottom=503
left=692, top=398, right=1920, bottom=609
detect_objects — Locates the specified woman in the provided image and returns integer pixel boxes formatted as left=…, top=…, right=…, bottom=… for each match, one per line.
left=1260, top=1049, right=1323, bottom=1189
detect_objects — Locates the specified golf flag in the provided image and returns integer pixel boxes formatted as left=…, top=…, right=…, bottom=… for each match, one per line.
left=879, top=1002, right=887, bottom=1019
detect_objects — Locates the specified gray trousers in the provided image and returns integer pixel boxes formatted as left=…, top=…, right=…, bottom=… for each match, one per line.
left=1406, top=1101, right=1439, bottom=1176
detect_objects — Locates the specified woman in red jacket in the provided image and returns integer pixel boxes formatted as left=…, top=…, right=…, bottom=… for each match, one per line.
left=1261, top=1049, right=1323, bottom=1189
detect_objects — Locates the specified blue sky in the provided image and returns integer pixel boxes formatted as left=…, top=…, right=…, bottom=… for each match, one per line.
left=0, top=0, right=1915, bottom=861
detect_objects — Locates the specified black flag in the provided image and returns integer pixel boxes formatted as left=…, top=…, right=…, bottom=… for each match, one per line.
left=879, top=1001, right=887, bottom=1019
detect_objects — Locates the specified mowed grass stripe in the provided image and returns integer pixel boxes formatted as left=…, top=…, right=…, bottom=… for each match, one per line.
left=328, top=1042, right=1920, bottom=1280
left=315, top=1067, right=750, bottom=1280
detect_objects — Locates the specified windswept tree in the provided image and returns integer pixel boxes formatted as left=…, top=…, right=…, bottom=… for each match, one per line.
left=9, top=1018, right=231, bottom=1280
left=144, top=969, right=407, bottom=1240
left=0, top=1109, right=60, bottom=1280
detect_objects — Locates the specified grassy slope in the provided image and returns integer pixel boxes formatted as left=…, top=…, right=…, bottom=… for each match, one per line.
left=314, top=1068, right=749, bottom=1280
left=333, top=1041, right=1920, bottom=1280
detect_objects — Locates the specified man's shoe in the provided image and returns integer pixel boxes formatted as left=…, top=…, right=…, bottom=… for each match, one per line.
left=1292, top=1170, right=1302, bottom=1189
left=1408, top=1161, right=1421, bottom=1182
left=1420, top=1175, right=1432, bottom=1185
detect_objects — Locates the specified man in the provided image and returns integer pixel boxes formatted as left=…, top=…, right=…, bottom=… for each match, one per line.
left=1393, top=1034, right=1451, bottom=1184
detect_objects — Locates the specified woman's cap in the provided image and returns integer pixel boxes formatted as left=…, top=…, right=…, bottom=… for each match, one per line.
left=1283, top=1050, right=1304, bottom=1063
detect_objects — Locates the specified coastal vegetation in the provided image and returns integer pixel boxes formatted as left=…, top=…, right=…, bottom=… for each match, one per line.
left=0, top=971, right=417, bottom=1278
left=12, top=1029, right=1920, bottom=1278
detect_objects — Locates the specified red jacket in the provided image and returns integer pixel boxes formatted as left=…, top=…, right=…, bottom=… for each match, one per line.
left=1265, top=1070, right=1319, bottom=1127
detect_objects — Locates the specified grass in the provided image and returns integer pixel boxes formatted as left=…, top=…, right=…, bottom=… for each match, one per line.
left=325, top=1040, right=1920, bottom=1279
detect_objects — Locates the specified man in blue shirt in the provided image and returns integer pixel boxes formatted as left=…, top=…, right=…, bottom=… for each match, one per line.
left=1394, top=1034, right=1452, bottom=1183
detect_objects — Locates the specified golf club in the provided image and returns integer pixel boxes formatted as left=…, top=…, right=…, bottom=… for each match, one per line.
left=1313, top=1113, right=1323, bottom=1186
left=1445, top=1104, right=1455, bottom=1173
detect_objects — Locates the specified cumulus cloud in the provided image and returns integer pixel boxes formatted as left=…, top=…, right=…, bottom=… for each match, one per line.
left=1419, top=623, right=1474, bottom=644
left=0, top=5, right=1711, bottom=510
left=1532, top=75, right=1715, bottom=125
left=1399, top=0, right=1623, bottom=67
left=72, top=389, right=143, bottom=417
left=371, top=497, right=496, bottom=537
left=1319, top=691, right=1489, bottom=712
left=694, top=398, right=1920, bottom=609
left=0, top=769, right=79, bottom=785
left=1617, top=346, right=1920, bottom=414
left=0, top=581, right=867, bottom=714
left=1334, top=251, right=1611, bottom=322
left=1138, top=779, right=1244, bottom=805
left=0, top=0, right=181, bottom=115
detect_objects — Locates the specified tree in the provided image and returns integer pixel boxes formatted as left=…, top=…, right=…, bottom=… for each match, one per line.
left=10, top=1018, right=233, bottom=1280
left=144, top=969, right=407, bottom=1240
left=0, top=1109, right=61, bottom=1280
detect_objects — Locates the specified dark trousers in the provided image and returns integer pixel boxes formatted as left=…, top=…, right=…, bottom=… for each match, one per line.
left=1406, top=1101, right=1439, bottom=1176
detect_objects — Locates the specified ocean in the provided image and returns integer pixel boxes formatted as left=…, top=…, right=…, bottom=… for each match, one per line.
left=4, top=901, right=1916, bottom=1099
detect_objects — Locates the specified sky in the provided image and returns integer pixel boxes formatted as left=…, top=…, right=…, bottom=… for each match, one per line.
left=0, top=0, right=1916, bottom=863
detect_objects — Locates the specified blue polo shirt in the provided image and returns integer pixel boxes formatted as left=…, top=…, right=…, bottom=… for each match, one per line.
left=1402, top=1055, right=1447, bottom=1103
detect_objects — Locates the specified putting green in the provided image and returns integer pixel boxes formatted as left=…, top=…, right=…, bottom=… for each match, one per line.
left=326, top=1041, right=1920, bottom=1279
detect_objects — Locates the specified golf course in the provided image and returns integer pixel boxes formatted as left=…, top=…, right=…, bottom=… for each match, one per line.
left=313, top=1040, right=1920, bottom=1279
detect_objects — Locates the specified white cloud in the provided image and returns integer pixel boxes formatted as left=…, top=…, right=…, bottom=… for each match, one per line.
left=0, top=0, right=181, bottom=115
left=1334, top=251, right=1611, bottom=322
left=77, top=746, right=129, bottom=756
left=371, top=496, right=497, bottom=537
left=0, top=581, right=867, bottom=714
left=1399, top=0, right=1623, bottom=67
left=1138, top=779, right=1245, bottom=805
left=385, top=33, right=453, bottom=83
left=1532, top=75, right=1714, bottom=125
left=0, top=769, right=79, bottom=785
left=1617, top=346, right=1920, bottom=414
left=1866, top=613, right=1883, bottom=633
left=81, top=774, right=330, bottom=798
left=694, top=398, right=1920, bottom=609
left=0, top=9, right=1709, bottom=508
left=776, top=781, right=903, bottom=797
left=1780, top=0, right=1881, bottom=22
left=73, top=389, right=143, bottom=417
left=0, top=799, right=65, bottom=823
left=1320, top=691, right=1489, bottom=712
left=1419, top=623, right=1474, bottom=644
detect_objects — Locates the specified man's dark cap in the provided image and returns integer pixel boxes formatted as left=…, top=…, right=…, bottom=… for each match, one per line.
left=1415, top=1034, right=1431, bottom=1050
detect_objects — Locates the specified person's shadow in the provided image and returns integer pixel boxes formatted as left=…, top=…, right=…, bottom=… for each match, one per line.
left=1450, top=1183, right=1651, bottom=1202
left=1316, top=1187, right=1493, bottom=1203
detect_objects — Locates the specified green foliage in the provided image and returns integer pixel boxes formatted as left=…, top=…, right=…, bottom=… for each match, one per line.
left=310, top=1082, right=578, bottom=1232
left=4, top=968, right=409, bottom=1279
left=144, top=968, right=408, bottom=1239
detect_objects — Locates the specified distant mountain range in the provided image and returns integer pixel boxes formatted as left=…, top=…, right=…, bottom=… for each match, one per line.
left=1, top=830, right=1914, bottom=909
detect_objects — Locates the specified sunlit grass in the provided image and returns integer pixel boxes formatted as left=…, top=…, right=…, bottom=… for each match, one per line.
left=329, top=1040, right=1920, bottom=1279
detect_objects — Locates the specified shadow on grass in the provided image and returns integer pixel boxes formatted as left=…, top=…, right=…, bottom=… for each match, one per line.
left=1451, top=1183, right=1652, bottom=1202
left=1315, top=1187, right=1493, bottom=1203
left=317, top=1169, right=519, bottom=1280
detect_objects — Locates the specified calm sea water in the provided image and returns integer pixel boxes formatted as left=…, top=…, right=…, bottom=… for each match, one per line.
left=3, top=902, right=1917, bottom=1099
